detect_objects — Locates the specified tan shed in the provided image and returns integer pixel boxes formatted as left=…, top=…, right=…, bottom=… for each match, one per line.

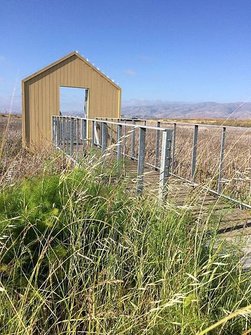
left=22, top=51, right=121, bottom=148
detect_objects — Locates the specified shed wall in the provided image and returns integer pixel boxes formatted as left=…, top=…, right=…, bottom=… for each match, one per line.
left=23, top=54, right=121, bottom=148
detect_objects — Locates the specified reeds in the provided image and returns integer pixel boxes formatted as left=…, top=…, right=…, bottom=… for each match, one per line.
left=0, top=157, right=250, bottom=333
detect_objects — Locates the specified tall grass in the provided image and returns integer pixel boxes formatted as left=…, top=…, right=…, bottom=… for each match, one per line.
left=0, top=158, right=251, bottom=334
left=1, top=115, right=251, bottom=334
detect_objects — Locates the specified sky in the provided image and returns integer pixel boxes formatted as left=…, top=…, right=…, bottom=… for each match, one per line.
left=1, top=0, right=251, bottom=113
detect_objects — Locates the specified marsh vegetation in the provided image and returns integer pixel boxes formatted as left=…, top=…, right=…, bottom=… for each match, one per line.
left=1, top=115, right=251, bottom=334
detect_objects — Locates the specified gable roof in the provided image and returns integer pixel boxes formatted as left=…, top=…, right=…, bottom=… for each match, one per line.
left=22, top=51, right=121, bottom=90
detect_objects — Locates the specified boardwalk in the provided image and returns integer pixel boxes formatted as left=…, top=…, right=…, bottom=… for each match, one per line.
left=52, top=116, right=251, bottom=246
left=124, top=159, right=251, bottom=233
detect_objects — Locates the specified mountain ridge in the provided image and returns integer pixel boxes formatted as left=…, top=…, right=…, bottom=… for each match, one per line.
left=122, top=101, right=251, bottom=119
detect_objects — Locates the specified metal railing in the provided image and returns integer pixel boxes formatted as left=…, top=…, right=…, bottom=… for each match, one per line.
left=52, top=116, right=251, bottom=209
left=93, top=119, right=229, bottom=191
left=52, top=115, right=173, bottom=201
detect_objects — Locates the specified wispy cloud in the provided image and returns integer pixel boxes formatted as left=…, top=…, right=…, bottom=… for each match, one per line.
left=124, top=69, right=136, bottom=76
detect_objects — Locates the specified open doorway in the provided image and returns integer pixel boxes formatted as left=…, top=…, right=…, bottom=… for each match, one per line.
left=60, top=87, right=89, bottom=117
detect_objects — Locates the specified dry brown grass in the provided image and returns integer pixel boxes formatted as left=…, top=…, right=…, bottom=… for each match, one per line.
left=0, top=114, right=70, bottom=188
left=161, top=118, right=251, bottom=127
left=2, top=115, right=251, bottom=203
left=172, top=124, right=251, bottom=202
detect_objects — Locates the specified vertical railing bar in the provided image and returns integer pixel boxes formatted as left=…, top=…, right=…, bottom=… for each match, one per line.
left=155, top=121, right=161, bottom=169
left=67, top=117, right=70, bottom=154
left=91, top=120, right=95, bottom=147
left=117, top=124, right=122, bottom=163
left=136, top=127, right=146, bottom=195
left=75, top=118, right=79, bottom=156
left=56, top=117, right=60, bottom=147
left=60, top=117, right=63, bottom=147
left=172, top=122, right=176, bottom=172
left=131, top=120, right=136, bottom=159
left=53, top=117, right=56, bottom=145
left=82, top=119, right=87, bottom=149
left=123, top=120, right=127, bottom=155
left=64, top=117, right=67, bottom=152
left=58, top=117, right=61, bottom=147
left=70, top=117, right=74, bottom=156
left=78, top=118, right=81, bottom=147
left=74, top=118, right=77, bottom=155
left=78, top=118, right=81, bottom=155
left=101, top=122, right=108, bottom=154
left=52, top=116, right=55, bottom=145
left=159, top=129, right=172, bottom=202
left=191, top=124, right=199, bottom=181
left=99, top=120, right=102, bottom=146
left=54, top=116, right=57, bottom=146
left=62, top=117, right=65, bottom=150
left=217, top=126, right=226, bottom=194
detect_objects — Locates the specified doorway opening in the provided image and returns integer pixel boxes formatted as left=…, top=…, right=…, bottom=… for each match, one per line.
left=60, top=87, right=89, bottom=117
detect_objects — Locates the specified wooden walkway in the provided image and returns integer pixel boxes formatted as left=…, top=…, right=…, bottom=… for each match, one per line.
left=123, top=158, right=251, bottom=269
left=123, top=159, right=251, bottom=239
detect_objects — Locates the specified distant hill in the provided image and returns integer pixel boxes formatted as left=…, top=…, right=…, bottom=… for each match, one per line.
left=3, top=100, right=251, bottom=120
left=122, top=101, right=251, bottom=119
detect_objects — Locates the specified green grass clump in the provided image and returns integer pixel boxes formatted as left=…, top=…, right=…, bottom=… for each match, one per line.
left=0, top=165, right=250, bottom=334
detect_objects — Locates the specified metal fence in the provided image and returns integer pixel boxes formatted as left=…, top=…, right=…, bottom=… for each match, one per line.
left=52, top=116, right=251, bottom=208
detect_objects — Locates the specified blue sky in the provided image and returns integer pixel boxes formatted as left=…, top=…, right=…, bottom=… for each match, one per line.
left=1, top=0, right=251, bottom=112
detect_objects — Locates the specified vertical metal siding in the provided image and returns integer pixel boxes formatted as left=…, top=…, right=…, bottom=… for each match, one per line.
left=22, top=54, right=121, bottom=148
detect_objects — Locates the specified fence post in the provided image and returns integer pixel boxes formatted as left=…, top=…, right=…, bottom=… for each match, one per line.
left=56, top=117, right=58, bottom=146
left=172, top=122, right=176, bottom=172
left=51, top=116, right=54, bottom=143
left=91, top=120, right=95, bottom=147
left=131, top=120, right=136, bottom=159
left=191, top=124, right=199, bottom=181
left=159, top=129, right=172, bottom=202
left=82, top=119, right=87, bottom=148
left=136, top=127, right=146, bottom=195
left=60, top=117, right=64, bottom=147
left=217, top=126, right=226, bottom=193
left=123, top=120, right=127, bottom=155
left=62, top=117, right=65, bottom=149
left=52, top=116, right=56, bottom=145
left=101, top=122, right=108, bottom=154
left=58, top=117, right=61, bottom=147
left=56, top=117, right=60, bottom=147
left=66, top=117, right=70, bottom=153
left=70, top=117, right=74, bottom=156
left=75, top=118, right=79, bottom=155
left=155, top=121, right=161, bottom=169
left=117, top=124, right=122, bottom=161
left=98, top=120, right=101, bottom=146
